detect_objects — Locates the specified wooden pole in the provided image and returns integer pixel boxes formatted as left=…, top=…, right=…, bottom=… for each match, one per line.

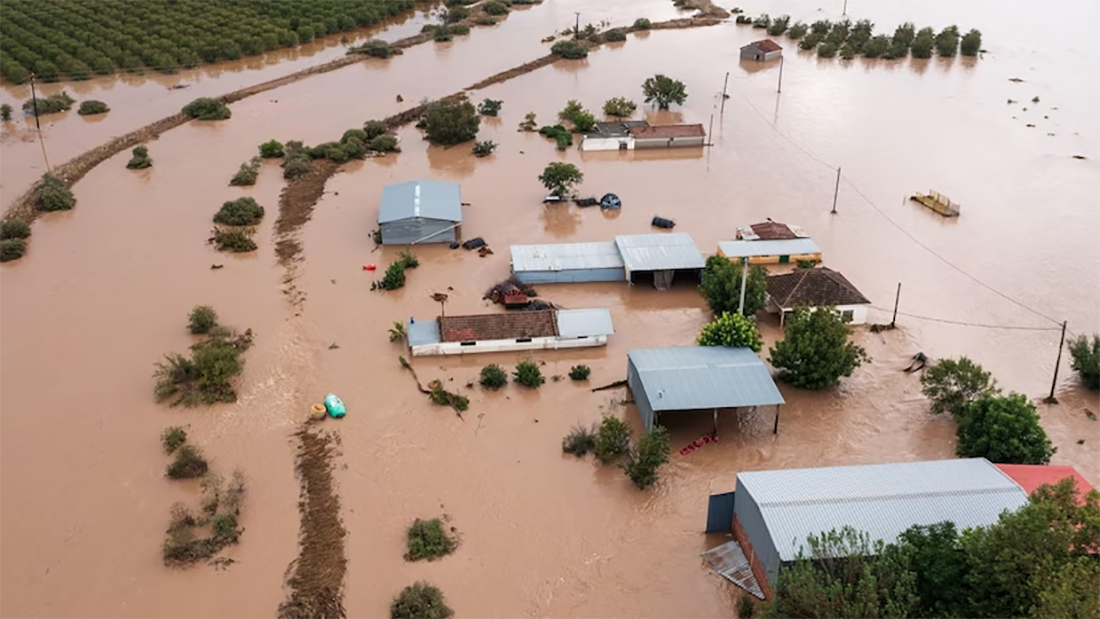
left=891, top=282, right=901, bottom=327
left=1045, top=321, right=1068, bottom=403
left=737, top=257, right=748, bottom=314
left=773, top=404, right=780, bottom=434
left=707, top=113, right=713, bottom=146
left=720, top=71, right=729, bottom=114
left=831, top=167, right=841, bottom=214
left=574, top=12, right=580, bottom=38
left=843, top=0, right=848, bottom=16
left=777, top=56, right=784, bottom=93
left=29, top=73, right=41, bottom=131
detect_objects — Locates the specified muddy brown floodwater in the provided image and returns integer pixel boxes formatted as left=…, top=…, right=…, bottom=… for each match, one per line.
left=2, top=0, right=1098, bottom=617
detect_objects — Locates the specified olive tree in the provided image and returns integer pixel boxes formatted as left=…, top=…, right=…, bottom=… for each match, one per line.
left=421, top=99, right=480, bottom=145
left=769, top=306, right=869, bottom=389
left=642, top=74, right=687, bottom=110
left=920, top=357, right=999, bottom=417
left=538, top=162, right=583, bottom=197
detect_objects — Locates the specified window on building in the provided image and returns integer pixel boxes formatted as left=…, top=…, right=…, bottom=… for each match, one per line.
left=516, top=338, right=532, bottom=343
left=460, top=341, right=476, bottom=347
left=841, top=309, right=854, bottom=323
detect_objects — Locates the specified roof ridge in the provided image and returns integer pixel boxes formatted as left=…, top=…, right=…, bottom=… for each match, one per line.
left=758, top=485, right=1022, bottom=508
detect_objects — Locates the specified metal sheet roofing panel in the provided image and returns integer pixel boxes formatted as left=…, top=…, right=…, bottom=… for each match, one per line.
left=511, top=242, right=624, bottom=272
left=379, top=180, right=462, bottom=223
left=718, top=238, right=821, bottom=258
left=615, top=233, right=706, bottom=272
left=628, top=346, right=784, bottom=411
left=406, top=319, right=441, bottom=347
left=556, top=309, right=615, bottom=338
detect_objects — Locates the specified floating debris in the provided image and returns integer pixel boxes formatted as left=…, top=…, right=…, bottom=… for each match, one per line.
left=1008, top=77, right=1024, bottom=82
left=1072, top=155, right=1087, bottom=160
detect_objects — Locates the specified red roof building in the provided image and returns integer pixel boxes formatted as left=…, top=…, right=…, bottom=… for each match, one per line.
left=995, top=464, right=1095, bottom=504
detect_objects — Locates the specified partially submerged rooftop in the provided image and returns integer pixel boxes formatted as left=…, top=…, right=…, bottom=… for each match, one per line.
left=631, top=124, right=707, bottom=139
left=510, top=241, right=625, bottom=272
left=615, top=233, right=706, bottom=273
left=766, top=267, right=870, bottom=308
left=743, top=39, right=783, bottom=53
left=628, top=346, right=784, bottom=412
left=440, top=310, right=557, bottom=342
left=718, top=238, right=821, bottom=258
left=378, top=179, right=462, bottom=223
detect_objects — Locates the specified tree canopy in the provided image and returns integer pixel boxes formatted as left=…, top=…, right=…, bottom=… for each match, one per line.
left=955, top=393, right=1056, bottom=464
left=697, top=312, right=763, bottom=352
left=1068, top=334, right=1099, bottom=390
left=920, top=356, right=999, bottom=417
left=642, top=74, right=687, bottom=109
left=538, top=162, right=583, bottom=197
left=421, top=99, right=479, bottom=145
left=769, top=306, right=868, bottom=389
left=698, top=256, right=767, bottom=316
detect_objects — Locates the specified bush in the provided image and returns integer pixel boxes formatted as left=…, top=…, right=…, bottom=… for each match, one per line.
left=229, top=157, right=261, bottom=186
left=348, top=39, right=393, bottom=58
left=736, top=595, right=756, bottom=619
left=551, top=39, right=588, bottom=59
left=910, top=28, right=935, bottom=58
left=0, top=104, right=11, bottom=121
left=428, top=380, right=469, bottom=413
left=34, top=174, right=75, bottom=212
left=787, top=22, right=807, bottom=39
left=22, top=92, right=75, bottom=115
left=214, top=197, right=264, bottom=226
left=188, top=305, right=219, bottom=334
left=1068, top=334, right=1099, bottom=390
left=259, top=140, right=285, bottom=158
left=443, top=6, right=469, bottom=22
left=0, top=219, right=31, bottom=240
left=603, top=97, right=636, bottom=118
left=126, top=145, right=152, bottom=169
left=422, top=99, right=479, bottom=145
left=389, top=321, right=407, bottom=343
left=390, top=582, right=454, bottom=619
left=735, top=15, right=752, bottom=24
left=817, top=42, right=838, bottom=57
left=633, top=18, right=651, bottom=30
left=863, top=35, right=891, bottom=58
left=571, top=111, right=597, bottom=133
left=433, top=28, right=454, bottom=42
left=484, top=0, right=508, bottom=15
left=799, top=32, right=823, bottom=50
left=154, top=327, right=252, bottom=406
left=166, top=444, right=209, bottom=479
left=562, top=423, right=597, bottom=456
left=935, top=25, right=960, bottom=57
left=697, top=312, right=763, bottom=351
left=513, top=360, right=544, bottom=388
left=642, top=74, right=687, bottom=110
left=839, top=43, right=855, bottom=59
left=622, top=425, right=670, bottom=489
left=538, top=161, right=583, bottom=197
left=0, top=238, right=27, bottom=262
left=404, top=518, right=459, bottom=561
left=213, top=228, right=257, bottom=253
left=375, top=251, right=418, bottom=291
left=342, top=128, right=368, bottom=144
left=77, top=100, right=109, bottom=115
left=182, top=97, right=231, bottom=120
left=282, top=156, right=311, bottom=179
left=558, top=99, right=586, bottom=124
left=604, top=29, right=627, bottom=42
left=363, top=120, right=389, bottom=139
left=569, top=364, right=591, bottom=381
left=594, top=415, right=632, bottom=464
left=480, top=364, right=508, bottom=389
left=920, top=357, right=999, bottom=417
left=960, top=29, right=982, bottom=56
left=769, top=306, right=869, bottom=389
left=477, top=98, right=502, bottom=116
left=211, top=513, right=240, bottom=543
left=471, top=140, right=496, bottom=157
left=767, top=15, right=790, bottom=36
left=476, top=17, right=497, bottom=26
left=956, top=393, right=1056, bottom=464
left=162, top=426, right=188, bottom=454
left=344, top=136, right=366, bottom=159
left=699, top=256, right=766, bottom=316
left=752, top=13, right=770, bottom=28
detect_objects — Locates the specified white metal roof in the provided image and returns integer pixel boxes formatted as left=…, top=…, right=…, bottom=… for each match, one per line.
left=556, top=309, right=615, bottom=338
left=737, top=458, right=1029, bottom=561
left=511, top=242, right=624, bottom=272
left=406, top=318, right=441, bottom=346
left=718, top=238, right=821, bottom=258
left=615, top=233, right=706, bottom=272
left=628, top=346, right=784, bottom=412
left=379, top=180, right=462, bottom=224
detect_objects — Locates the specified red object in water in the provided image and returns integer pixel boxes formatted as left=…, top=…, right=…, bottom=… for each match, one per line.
left=363, top=264, right=377, bottom=271
left=679, top=431, right=719, bottom=456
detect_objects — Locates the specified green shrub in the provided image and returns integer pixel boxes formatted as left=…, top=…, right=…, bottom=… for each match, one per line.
left=769, top=306, right=869, bottom=389
left=799, top=32, right=823, bottom=50
left=434, top=28, right=454, bottom=42
left=214, top=197, right=264, bottom=226
left=0, top=103, right=11, bottom=121
left=622, top=425, right=670, bottom=489
left=0, top=238, right=27, bottom=262
left=562, top=423, right=597, bottom=456
left=633, top=18, right=651, bottom=30
left=558, top=99, right=585, bottom=124
left=359, top=122, right=386, bottom=141
left=211, top=513, right=240, bottom=543
left=443, top=6, right=469, bottom=22
left=77, top=100, right=109, bottom=115
left=472, top=140, right=496, bottom=157
left=484, top=0, right=508, bottom=15
left=642, top=74, right=687, bottom=110
left=404, top=518, right=459, bottom=561
left=428, top=380, right=469, bottom=413
left=920, top=357, right=999, bottom=417
left=259, top=139, right=284, bottom=158
left=342, top=128, right=368, bottom=144
left=787, top=22, right=807, bottom=39
left=398, top=250, right=419, bottom=269
left=767, top=15, right=790, bottom=36
left=1068, top=334, right=1099, bottom=390
left=422, top=99, right=479, bottom=145
left=188, top=305, right=219, bottom=334
left=551, top=39, right=588, bottom=59
left=594, top=415, right=632, bottom=464
left=753, top=13, right=770, bottom=28
left=569, top=365, right=591, bottom=381
left=376, top=252, right=417, bottom=290
left=604, top=29, right=627, bottom=42
left=390, top=582, right=454, bottom=619
left=863, top=34, right=891, bottom=58
left=389, top=321, right=407, bottom=343
left=960, top=29, right=982, bottom=56
left=603, top=97, right=636, bottom=118
left=213, top=228, right=257, bottom=253
left=697, top=312, right=763, bottom=351
left=956, top=393, right=1056, bottom=464
left=480, top=364, right=508, bottom=389
left=34, top=174, right=75, bottom=212
left=699, top=256, right=767, bottom=316
left=348, top=39, right=393, bottom=58
left=182, top=97, right=231, bottom=120
left=162, top=426, right=188, bottom=454
left=735, top=15, right=752, bottom=24
left=571, top=111, right=597, bottom=133
left=343, top=136, right=366, bottom=159
left=910, top=27, right=935, bottom=58
left=839, top=43, right=856, bottom=59
left=477, top=98, right=503, bottom=116
left=539, top=161, right=583, bottom=197
left=282, top=155, right=311, bottom=179
left=22, top=92, right=75, bottom=115
left=935, top=25, right=960, bottom=57
left=513, top=360, right=544, bottom=388
left=0, top=219, right=31, bottom=240
left=229, top=157, right=261, bottom=186
left=539, top=124, right=573, bottom=150
left=126, top=145, right=152, bottom=169
left=371, top=134, right=399, bottom=152
left=166, top=444, right=209, bottom=479
left=736, top=595, right=756, bottom=619
left=818, top=42, right=838, bottom=57
left=154, top=327, right=252, bottom=406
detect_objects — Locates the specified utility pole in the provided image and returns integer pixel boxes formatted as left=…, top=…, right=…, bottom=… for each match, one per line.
left=720, top=71, right=729, bottom=114
left=891, top=283, right=901, bottom=327
left=707, top=114, right=713, bottom=146
left=777, top=56, right=784, bottom=93
left=29, top=72, right=41, bottom=131
left=574, top=12, right=580, bottom=38
left=831, top=167, right=841, bottom=214
left=1045, top=321, right=1068, bottom=404
left=737, top=257, right=748, bottom=314
left=843, top=0, right=848, bottom=16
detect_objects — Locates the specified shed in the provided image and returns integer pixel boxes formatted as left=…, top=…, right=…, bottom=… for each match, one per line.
left=717, top=238, right=822, bottom=265
left=740, top=39, right=783, bottom=61
left=765, top=267, right=870, bottom=325
left=510, top=241, right=625, bottom=284
left=615, top=233, right=706, bottom=290
left=632, top=124, right=707, bottom=149
left=706, top=458, right=1029, bottom=600
left=626, top=346, right=784, bottom=432
left=378, top=179, right=462, bottom=245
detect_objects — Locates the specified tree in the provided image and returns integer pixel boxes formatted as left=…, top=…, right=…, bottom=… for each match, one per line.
left=934, top=25, right=959, bottom=57
left=955, top=393, right=1055, bottom=464
left=259, top=139, right=284, bottom=158
left=363, top=120, right=388, bottom=139
left=622, top=425, right=670, bottom=489
left=594, top=415, right=631, bottom=464
left=769, top=306, right=869, bottom=389
left=1068, top=334, right=1099, bottom=389
left=571, top=110, right=596, bottom=132
left=862, top=35, right=890, bottom=58
left=421, top=99, right=479, bottom=145
left=910, top=27, right=935, bottom=58
left=787, top=22, right=807, bottom=39
left=550, top=40, right=587, bottom=59
left=698, top=256, right=766, bottom=316
left=558, top=99, right=586, bottom=124
left=182, top=97, right=231, bottom=120
left=603, top=97, right=636, bottom=118
left=126, top=145, right=152, bottom=169
left=896, top=522, right=969, bottom=618
left=960, top=29, right=982, bottom=56
left=0, top=219, right=31, bottom=241
left=513, top=360, right=544, bottom=388
left=34, top=174, right=76, bottom=212
left=188, top=306, right=218, bottom=334
left=477, top=98, right=502, bottom=116
left=0, top=239, right=26, bottom=262
left=214, top=197, right=264, bottom=225
left=0, top=104, right=11, bottom=121
left=919, top=357, right=999, bottom=417
left=642, top=74, right=687, bottom=109
left=1036, top=557, right=1100, bottom=619
left=390, top=582, right=454, bottom=619
left=471, top=140, right=496, bottom=157
left=538, top=162, right=583, bottom=197
left=697, top=312, right=763, bottom=352
left=633, top=18, right=651, bottom=30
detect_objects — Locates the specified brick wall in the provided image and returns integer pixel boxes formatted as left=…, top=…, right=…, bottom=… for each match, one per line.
left=732, top=513, right=774, bottom=600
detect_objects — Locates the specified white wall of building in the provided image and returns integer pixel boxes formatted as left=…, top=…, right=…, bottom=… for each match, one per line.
left=579, top=136, right=634, bottom=151
left=410, top=335, right=609, bottom=357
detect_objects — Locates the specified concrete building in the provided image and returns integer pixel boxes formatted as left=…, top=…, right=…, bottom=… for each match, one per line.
left=406, top=308, right=613, bottom=356
left=703, top=459, right=1030, bottom=600
left=765, top=267, right=871, bottom=325
left=626, top=346, right=784, bottom=432
left=378, top=179, right=462, bottom=245
left=510, top=242, right=625, bottom=284
left=717, top=238, right=823, bottom=265
left=579, top=120, right=707, bottom=151
left=579, top=121, right=650, bottom=151
left=740, top=39, right=783, bottom=61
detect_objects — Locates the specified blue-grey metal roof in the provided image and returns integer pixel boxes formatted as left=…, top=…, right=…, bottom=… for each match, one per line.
left=556, top=309, right=615, bottom=338
left=511, top=242, right=624, bottom=272
left=627, top=346, right=784, bottom=412
left=737, top=458, right=1029, bottom=562
left=718, top=238, right=821, bottom=258
left=379, top=180, right=462, bottom=224
left=615, top=233, right=706, bottom=272
left=406, top=318, right=441, bottom=347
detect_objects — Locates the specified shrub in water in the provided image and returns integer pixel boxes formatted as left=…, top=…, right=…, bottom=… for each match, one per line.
left=1068, top=334, right=1099, bottom=390
left=697, top=312, right=763, bottom=351
left=22, top=92, right=75, bottom=115
left=920, top=357, right=999, bottom=417
left=77, top=100, right=109, bottom=115
left=634, top=18, right=651, bottom=30
left=480, top=364, right=508, bottom=389
left=422, top=99, right=479, bottom=145
left=443, top=6, right=469, bottom=22
left=0, top=219, right=31, bottom=240
left=562, top=423, right=596, bottom=456
left=126, top=145, right=152, bottom=169
left=404, top=518, right=459, bottom=561
left=342, top=128, right=368, bottom=144
left=390, top=582, right=454, bottom=619
left=0, top=238, right=27, bottom=262
left=213, top=228, right=257, bottom=253
left=603, top=97, right=637, bottom=118
left=371, top=133, right=399, bottom=152
left=569, top=364, right=591, bottom=381
left=259, top=139, right=284, bottom=158
left=389, top=321, right=407, bottom=342
left=162, top=426, right=188, bottom=454
left=428, top=380, right=469, bottom=413
left=788, top=22, right=808, bottom=39
left=477, top=98, right=503, bottom=116
left=349, top=39, right=393, bottom=58
left=0, top=103, right=11, bottom=121
left=513, top=360, right=544, bottom=388
left=214, top=197, right=264, bottom=226
left=434, top=28, right=454, bottom=42
left=594, top=415, right=632, bottom=464
left=182, top=97, right=231, bottom=120
left=282, top=155, right=311, bottom=180
left=604, top=29, right=627, bottom=42
left=211, top=513, right=240, bottom=543
left=154, top=327, right=252, bottom=406
left=229, top=157, right=261, bottom=186
left=551, top=40, right=588, bottom=59
left=34, top=174, right=75, bottom=212
left=188, top=305, right=219, bottom=334
left=622, top=425, right=671, bottom=489
left=363, top=120, right=388, bottom=139
left=344, top=136, right=366, bottom=159
left=484, top=0, right=509, bottom=15
left=472, top=140, right=496, bottom=157
left=166, top=444, right=209, bottom=479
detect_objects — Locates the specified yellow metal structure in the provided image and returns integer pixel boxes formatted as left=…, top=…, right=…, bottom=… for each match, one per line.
left=911, top=190, right=960, bottom=217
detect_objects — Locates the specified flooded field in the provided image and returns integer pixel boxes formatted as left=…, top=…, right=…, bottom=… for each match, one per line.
left=2, top=0, right=1098, bottom=617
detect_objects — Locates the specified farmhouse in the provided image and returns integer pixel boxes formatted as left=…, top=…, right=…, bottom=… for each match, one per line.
left=740, top=39, right=783, bottom=61
left=579, top=120, right=707, bottom=151
left=765, top=267, right=871, bottom=325
left=377, top=179, right=462, bottom=245
left=511, top=233, right=705, bottom=290
left=405, top=308, right=613, bottom=356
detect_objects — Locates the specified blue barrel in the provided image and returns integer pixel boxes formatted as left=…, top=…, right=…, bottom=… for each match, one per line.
left=323, top=393, right=346, bottom=418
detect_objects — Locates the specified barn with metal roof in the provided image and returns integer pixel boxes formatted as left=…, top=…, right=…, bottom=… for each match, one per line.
left=378, top=179, right=463, bottom=245
left=510, top=241, right=625, bottom=284
left=615, top=233, right=706, bottom=290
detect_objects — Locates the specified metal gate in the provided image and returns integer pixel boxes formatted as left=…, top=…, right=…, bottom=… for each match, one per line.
left=706, top=491, right=735, bottom=533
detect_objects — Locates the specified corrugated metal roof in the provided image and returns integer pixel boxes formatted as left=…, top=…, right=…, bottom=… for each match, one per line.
left=406, top=318, right=441, bottom=346
left=379, top=180, right=462, bottom=224
left=615, top=233, right=706, bottom=272
left=556, top=309, right=615, bottom=338
left=511, top=242, right=624, bottom=272
left=737, top=459, right=1029, bottom=561
left=718, top=238, right=821, bottom=258
left=628, top=346, right=784, bottom=412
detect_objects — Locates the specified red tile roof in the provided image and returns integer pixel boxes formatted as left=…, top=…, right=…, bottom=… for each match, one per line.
left=750, top=221, right=796, bottom=240
left=631, top=124, right=707, bottom=139
left=439, top=310, right=557, bottom=342
left=995, top=464, right=1095, bottom=504
left=748, top=39, right=782, bottom=53
left=766, top=267, right=870, bottom=308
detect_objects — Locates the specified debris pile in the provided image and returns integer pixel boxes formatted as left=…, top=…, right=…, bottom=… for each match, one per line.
left=484, top=277, right=538, bottom=305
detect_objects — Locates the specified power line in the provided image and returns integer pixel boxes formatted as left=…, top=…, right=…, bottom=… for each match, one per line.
left=869, top=306, right=1061, bottom=331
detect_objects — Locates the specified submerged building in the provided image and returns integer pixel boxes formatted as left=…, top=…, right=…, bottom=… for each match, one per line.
left=579, top=120, right=707, bottom=151
left=378, top=179, right=462, bottom=245
left=511, top=233, right=705, bottom=290
left=405, top=308, right=614, bottom=356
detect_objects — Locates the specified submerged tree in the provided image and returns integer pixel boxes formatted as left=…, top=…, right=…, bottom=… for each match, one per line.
left=960, top=29, right=982, bottom=56
left=955, top=393, right=1056, bottom=464
left=1068, top=334, right=1099, bottom=390
left=769, top=306, right=869, bottom=389
left=538, top=162, right=583, bottom=197
left=642, top=74, right=687, bottom=110
left=697, top=312, right=763, bottom=352
left=421, top=99, right=480, bottom=145
left=920, top=357, right=999, bottom=417
left=698, top=256, right=766, bottom=316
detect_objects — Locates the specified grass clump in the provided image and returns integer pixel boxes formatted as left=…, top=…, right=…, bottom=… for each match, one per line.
left=480, top=364, right=508, bottom=390
left=259, top=139, right=284, bottom=158
left=229, top=157, right=262, bottom=186
left=182, top=97, right=231, bottom=120
left=562, top=423, right=597, bottom=456
left=126, top=145, right=152, bottom=169
left=390, top=582, right=454, bottom=619
left=569, top=364, right=591, bottom=381
left=34, top=174, right=75, bottom=212
left=166, top=444, right=209, bottom=479
left=594, top=415, right=632, bottom=464
left=77, top=100, right=109, bottom=115
left=0, top=238, right=27, bottom=262
left=162, top=426, right=188, bottom=454
left=214, top=197, right=264, bottom=226
left=404, top=517, right=459, bottom=561
left=513, top=360, right=544, bottom=388
left=213, top=228, right=257, bottom=253
left=187, top=305, right=219, bottom=334
left=22, top=92, right=75, bottom=115
left=622, top=425, right=671, bottom=489
left=1, top=219, right=31, bottom=240
left=472, top=140, right=497, bottom=157
left=153, top=326, right=253, bottom=406
left=551, top=39, right=588, bottom=59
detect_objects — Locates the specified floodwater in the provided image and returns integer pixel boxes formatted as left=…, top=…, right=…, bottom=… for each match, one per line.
left=2, top=0, right=1098, bottom=617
